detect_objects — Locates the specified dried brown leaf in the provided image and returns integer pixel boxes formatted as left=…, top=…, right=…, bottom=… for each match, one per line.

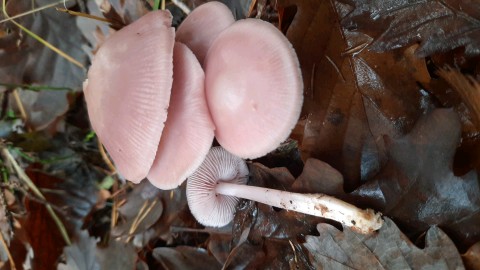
left=57, top=231, right=100, bottom=270
left=278, top=0, right=428, bottom=190
left=0, top=0, right=89, bottom=130
left=342, top=0, right=480, bottom=56
left=153, top=246, right=221, bottom=270
left=352, top=109, right=480, bottom=248
left=304, top=218, right=464, bottom=269
left=463, top=242, right=480, bottom=270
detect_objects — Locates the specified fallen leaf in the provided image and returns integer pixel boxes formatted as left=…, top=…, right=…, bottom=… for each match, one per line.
left=0, top=0, right=89, bottom=130
left=352, top=109, right=480, bottom=248
left=463, top=242, right=480, bottom=270
left=342, top=0, right=480, bottom=56
left=96, top=239, right=136, bottom=270
left=278, top=0, right=428, bottom=190
left=57, top=230, right=100, bottom=270
left=152, top=246, right=221, bottom=270
left=304, top=218, right=464, bottom=269
left=112, top=181, right=163, bottom=240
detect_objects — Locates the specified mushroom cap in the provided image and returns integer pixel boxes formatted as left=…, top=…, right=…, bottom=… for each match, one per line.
left=84, top=10, right=175, bottom=182
left=147, top=42, right=215, bottom=190
left=186, top=147, right=249, bottom=227
left=204, top=19, right=303, bottom=159
left=175, top=1, right=234, bottom=64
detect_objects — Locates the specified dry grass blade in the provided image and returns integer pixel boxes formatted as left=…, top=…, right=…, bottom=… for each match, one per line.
left=1, top=0, right=85, bottom=69
left=0, top=0, right=68, bottom=24
left=0, top=230, right=15, bottom=270
left=0, top=147, right=71, bottom=245
left=437, top=67, right=480, bottom=127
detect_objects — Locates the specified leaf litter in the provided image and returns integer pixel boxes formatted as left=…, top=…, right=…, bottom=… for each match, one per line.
left=0, top=0, right=479, bottom=269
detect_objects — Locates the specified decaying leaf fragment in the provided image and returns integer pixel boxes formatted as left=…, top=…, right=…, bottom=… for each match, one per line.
left=352, top=109, right=480, bottom=248
left=278, top=0, right=427, bottom=190
left=0, top=0, right=89, bottom=130
left=304, top=218, right=464, bottom=269
left=342, top=0, right=480, bottom=56
left=57, top=231, right=99, bottom=270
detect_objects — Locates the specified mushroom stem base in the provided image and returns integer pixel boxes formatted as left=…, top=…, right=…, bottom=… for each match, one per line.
left=216, top=182, right=383, bottom=234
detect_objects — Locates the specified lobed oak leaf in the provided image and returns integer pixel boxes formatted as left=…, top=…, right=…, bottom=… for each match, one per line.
left=304, top=218, right=464, bottom=269
left=352, top=109, right=480, bottom=248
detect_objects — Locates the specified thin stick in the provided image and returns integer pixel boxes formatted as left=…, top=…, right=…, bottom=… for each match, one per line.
left=97, top=140, right=116, bottom=173
left=126, top=200, right=149, bottom=241
left=0, top=231, right=15, bottom=270
left=12, top=89, right=28, bottom=123
left=55, top=8, right=113, bottom=24
left=1, top=148, right=71, bottom=245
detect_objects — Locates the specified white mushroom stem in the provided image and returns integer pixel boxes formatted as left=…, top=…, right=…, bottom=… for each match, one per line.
left=215, top=182, right=383, bottom=234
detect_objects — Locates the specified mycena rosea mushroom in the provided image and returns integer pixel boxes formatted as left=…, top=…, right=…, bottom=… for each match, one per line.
left=84, top=10, right=175, bottom=182
left=187, top=147, right=383, bottom=234
left=147, top=42, right=215, bottom=189
left=176, top=1, right=235, bottom=65
left=204, top=19, right=303, bottom=159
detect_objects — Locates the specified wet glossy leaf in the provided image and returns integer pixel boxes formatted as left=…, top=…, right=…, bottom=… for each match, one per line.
left=342, top=0, right=480, bottom=56
left=304, top=218, right=464, bottom=269
left=463, top=242, right=480, bottom=270
left=57, top=231, right=100, bottom=270
left=352, top=109, right=480, bottom=248
left=278, top=0, right=428, bottom=190
left=0, top=0, right=89, bottom=130
left=153, top=246, right=221, bottom=270
left=112, top=181, right=163, bottom=240
left=96, top=240, right=136, bottom=270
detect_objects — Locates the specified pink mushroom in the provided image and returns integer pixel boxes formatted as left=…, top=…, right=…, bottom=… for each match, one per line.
left=175, top=1, right=235, bottom=65
left=83, top=10, right=175, bottom=182
left=147, top=42, right=215, bottom=190
left=204, top=19, right=303, bottom=159
left=187, top=147, right=383, bottom=233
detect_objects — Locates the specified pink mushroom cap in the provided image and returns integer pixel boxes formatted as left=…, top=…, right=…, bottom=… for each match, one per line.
left=175, top=1, right=235, bottom=65
left=84, top=10, right=175, bottom=182
left=204, top=19, right=303, bottom=159
left=147, top=42, right=215, bottom=190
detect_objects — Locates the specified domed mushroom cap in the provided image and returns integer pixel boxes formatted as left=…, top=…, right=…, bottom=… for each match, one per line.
left=84, top=10, right=175, bottom=182
left=175, top=1, right=234, bottom=64
left=147, top=42, right=215, bottom=190
left=204, top=19, right=303, bottom=159
left=186, top=147, right=248, bottom=227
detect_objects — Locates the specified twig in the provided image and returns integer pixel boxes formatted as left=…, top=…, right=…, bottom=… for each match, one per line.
left=1, top=147, right=71, bottom=245
left=97, top=140, right=116, bottom=173
left=12, top=89, right=28, bottom=124
left=126, top=200, right=157, bottom=242
left=0, top=231, right=15, bottom=270
left=55, top=8, right=113, bottom=24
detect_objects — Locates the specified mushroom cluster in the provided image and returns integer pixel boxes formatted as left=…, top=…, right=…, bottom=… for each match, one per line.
left=83, top=3, right=303, bottom=189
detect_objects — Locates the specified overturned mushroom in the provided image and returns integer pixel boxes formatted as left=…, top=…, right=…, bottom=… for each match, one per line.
left=187, top=147, right=383, bottom=234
